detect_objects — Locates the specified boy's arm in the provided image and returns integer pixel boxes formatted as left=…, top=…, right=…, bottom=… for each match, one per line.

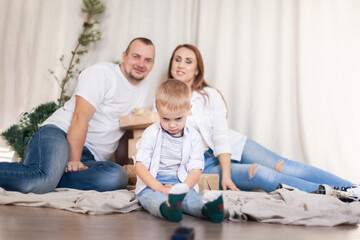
left=183, top=169, right=202, bottom=189
left=135, top=162, right=171, bottom=195
left=182, top=128, right=204, bottom=188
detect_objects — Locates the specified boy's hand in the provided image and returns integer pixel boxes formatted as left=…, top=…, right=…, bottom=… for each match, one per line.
left=157, top=184, right=172, bottom=196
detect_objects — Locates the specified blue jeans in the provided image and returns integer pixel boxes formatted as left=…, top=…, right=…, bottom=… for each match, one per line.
left=203, top=138, right=354, bottom=193
left=136, top=174, right=203, bottom=219
left=0, top=124, right=128, bottom=193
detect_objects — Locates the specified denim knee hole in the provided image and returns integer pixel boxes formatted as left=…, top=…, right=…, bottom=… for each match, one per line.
left=274, top=160, right=284, bottom=173
left=248, top=164, right=258, bottom=180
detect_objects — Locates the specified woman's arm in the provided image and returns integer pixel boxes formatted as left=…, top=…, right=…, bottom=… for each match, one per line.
left=218, top=153, right=240, bottom=191
left=208, top=89, right=240, bottom=191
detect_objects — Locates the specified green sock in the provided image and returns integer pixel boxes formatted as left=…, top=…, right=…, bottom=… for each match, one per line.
left=160, top=192, right=187, bottom=222
left=202, top=195, right=224, bottom=223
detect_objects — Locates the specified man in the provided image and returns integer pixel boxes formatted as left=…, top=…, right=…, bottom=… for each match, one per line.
left=0, top=37, right=155, bottom=193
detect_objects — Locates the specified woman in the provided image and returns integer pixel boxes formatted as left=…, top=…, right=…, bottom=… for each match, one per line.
left=167, top=43, right=359, bottom=199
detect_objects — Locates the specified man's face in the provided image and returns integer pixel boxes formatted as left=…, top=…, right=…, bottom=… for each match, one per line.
left=121, top=40, right=155, bottom=85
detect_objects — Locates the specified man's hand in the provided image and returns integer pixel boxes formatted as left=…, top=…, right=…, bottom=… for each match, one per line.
left=65, top=161, right=88, bottom=172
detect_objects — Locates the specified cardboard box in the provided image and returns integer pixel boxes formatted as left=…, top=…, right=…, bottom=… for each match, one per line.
left=198, top=174, right=220, bottom=193
left=123, top=164, right=137, bottom=186
left=128, top=138, right=140, bottom=159
left=120, top=108, right=159, bottom=129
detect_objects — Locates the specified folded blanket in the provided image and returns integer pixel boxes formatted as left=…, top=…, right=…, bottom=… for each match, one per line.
left=0, top=187, right=359, bottom=226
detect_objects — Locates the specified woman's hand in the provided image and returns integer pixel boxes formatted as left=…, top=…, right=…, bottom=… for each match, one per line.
left=65, top=161, right=88, bottom=172
left=217, top=153, right=240, bottom=191
left=221, top=175, right=240, bottom=191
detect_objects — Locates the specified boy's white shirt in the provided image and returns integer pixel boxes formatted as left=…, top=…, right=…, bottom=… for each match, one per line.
left=133, top=122, right=204, bottom=194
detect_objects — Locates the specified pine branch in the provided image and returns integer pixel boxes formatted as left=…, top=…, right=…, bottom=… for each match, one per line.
left=54, top=0, right=105, bottom=104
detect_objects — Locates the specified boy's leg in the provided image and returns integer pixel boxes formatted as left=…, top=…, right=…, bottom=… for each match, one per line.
left=57, top=147, right=129, bottom=191
left=181, top=189, right=224, bottom=223
left=201, top=191, right=224, bottom=223
left=181, top=189, right=203, bottom=217
left=137, top=183, right=189, bottom=222
left=137, top=188, right=168, bottom=218
left=160, top=183, right=189, bottom=222
left=0, top=125, right=69, bottom=193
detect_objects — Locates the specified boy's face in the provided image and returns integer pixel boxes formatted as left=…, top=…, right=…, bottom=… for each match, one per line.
left=157, top=105, right=190, bottom=137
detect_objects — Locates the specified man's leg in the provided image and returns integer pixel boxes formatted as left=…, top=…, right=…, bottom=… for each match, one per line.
left=0, top=125, right=69, bottom=193
left=57, top=147, right=128, bottom=191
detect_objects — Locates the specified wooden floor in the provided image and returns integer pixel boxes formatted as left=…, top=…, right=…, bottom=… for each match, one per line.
left=0, top=205, right=359, bottom=240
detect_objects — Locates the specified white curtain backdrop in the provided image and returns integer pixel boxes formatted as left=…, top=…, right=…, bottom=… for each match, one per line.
left=1, top=0, right=359, bottom=183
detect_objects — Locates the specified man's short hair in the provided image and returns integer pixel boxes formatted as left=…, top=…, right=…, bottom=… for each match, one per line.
left=125, top=37, right=154, bottom=55
left=156, top=79, right=191, bottom=111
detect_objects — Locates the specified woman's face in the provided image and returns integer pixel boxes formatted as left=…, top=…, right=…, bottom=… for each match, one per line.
left=170, top=47, right=199, bottom=87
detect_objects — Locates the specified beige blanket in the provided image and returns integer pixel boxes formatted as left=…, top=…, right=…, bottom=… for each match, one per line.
left=0, top=187, right=141, bottom=214
left=0, top=187, right=359, bottom=226
left=223, top=188, right=360, bottom=226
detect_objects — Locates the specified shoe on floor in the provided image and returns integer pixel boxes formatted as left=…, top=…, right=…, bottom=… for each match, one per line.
left=315, top=184, right=359, bottom=202
left=335, top=184, right=360, bottom=201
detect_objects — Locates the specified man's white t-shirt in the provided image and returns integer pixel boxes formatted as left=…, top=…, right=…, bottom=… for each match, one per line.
left=43, top=62, right=149, bottom=162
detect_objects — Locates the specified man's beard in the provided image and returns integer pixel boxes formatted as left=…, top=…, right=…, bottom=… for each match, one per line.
left=126, top=66, right=146, bottom=82
left=129, top=72, right=145, bottom=82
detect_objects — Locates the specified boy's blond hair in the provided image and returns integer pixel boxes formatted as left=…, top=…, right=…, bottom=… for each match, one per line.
left=155, top=79, right=191, bottom=111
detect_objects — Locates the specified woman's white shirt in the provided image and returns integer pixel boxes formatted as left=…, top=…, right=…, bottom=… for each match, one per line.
left=188, top=87, right=247, bottom=161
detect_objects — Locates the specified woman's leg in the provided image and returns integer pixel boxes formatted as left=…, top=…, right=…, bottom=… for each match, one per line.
left=204, top=154, right=323, bottom=192
left=57, top=147, right=129, bottom=191
left=0, top=125, right=69, bottom=193
left=242, top=138, right=353, bottom=187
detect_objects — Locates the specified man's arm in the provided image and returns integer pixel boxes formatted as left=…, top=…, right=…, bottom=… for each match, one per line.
left=65, top=96, right=96, bottom=172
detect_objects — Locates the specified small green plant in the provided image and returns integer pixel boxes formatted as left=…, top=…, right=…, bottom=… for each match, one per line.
left=2, top=102, right=61, bottom=161
left=1, top=0, right=105, bottom=161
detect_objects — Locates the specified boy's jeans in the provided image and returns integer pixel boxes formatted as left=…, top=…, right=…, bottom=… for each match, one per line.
left=0, top=124, right=128, bottom=193
left=137, top=174, right=203, bottom=218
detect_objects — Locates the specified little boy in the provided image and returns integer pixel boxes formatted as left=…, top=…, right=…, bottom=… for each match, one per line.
left=134, top=79, right=224, bottom=223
